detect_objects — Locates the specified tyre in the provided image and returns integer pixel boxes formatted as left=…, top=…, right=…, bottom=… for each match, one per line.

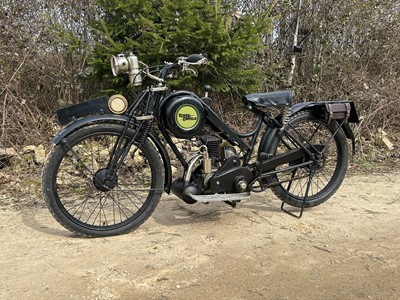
left=267, top=111, right=349, bottom=208
left=42, top=123, right=163, bottom=237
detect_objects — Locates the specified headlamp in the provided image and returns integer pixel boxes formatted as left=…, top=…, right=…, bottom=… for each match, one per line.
left=110, top=53, right=142, bottom=86
left=111, top=54, right=129, bottom=76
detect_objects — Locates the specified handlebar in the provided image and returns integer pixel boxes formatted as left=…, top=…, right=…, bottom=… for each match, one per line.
left=110, top=52, right=208, bottom=86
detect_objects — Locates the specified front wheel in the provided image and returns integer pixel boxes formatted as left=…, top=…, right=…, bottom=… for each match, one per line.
left=267, top=111, right=349, bottom=208
left=42, top=123, right=164, bottom=237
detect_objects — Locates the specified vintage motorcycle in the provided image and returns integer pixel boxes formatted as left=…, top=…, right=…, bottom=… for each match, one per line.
left=42, top=53, right=359, bottom=237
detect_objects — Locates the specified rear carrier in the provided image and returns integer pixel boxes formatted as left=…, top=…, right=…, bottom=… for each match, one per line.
left=325, top=102, right=351, bottom=123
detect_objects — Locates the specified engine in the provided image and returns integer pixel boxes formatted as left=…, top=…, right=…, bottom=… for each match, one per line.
left=171, top=134, right=253, bottom=204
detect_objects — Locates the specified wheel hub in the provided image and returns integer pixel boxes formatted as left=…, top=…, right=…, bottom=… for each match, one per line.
left=93, top=168, right=118, bottom=192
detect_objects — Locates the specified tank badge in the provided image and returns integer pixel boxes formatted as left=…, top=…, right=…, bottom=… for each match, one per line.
left=175, top=105, right=200, bottom=130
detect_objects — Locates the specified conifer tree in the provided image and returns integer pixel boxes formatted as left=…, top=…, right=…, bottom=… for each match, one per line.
left=89, top=0, right=272, bottom=94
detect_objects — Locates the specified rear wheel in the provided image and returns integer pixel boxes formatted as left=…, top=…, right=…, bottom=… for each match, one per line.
left=42, top=124, right=163, bottom=237
left=267, top=111, right=349, bottom=208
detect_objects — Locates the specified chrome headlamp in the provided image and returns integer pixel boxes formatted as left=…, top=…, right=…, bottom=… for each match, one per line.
left=110, top=53, right=142, bottom=86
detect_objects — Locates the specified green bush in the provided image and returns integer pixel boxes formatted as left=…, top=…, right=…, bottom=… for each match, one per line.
left=89, top=0, right=272, bottom=94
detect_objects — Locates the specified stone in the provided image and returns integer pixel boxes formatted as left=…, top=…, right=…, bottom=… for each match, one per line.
left=377, top=129, right=394, bottom=151
left=34, top=144, right=46, bottom=165
left=22, top=145, right=37, bottom=153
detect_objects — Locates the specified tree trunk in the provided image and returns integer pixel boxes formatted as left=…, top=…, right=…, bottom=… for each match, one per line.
left=287, top=0, right=302, bottom=87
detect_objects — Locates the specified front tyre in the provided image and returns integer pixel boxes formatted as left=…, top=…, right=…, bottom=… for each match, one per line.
left=42, top=124, right=163, bottom=237
left=268, top=111, right=349, bottom=208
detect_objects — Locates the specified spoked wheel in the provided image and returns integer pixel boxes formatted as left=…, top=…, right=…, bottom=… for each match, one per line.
left=42, top=124, right=163, bottom=237
left=268, top=111, right=349, bottom=208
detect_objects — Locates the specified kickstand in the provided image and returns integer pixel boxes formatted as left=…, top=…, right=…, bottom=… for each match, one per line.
left=281, top=169, right=315, bottom=219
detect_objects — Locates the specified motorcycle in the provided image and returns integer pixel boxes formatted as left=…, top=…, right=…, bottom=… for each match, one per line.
left=42, top=53, right=359, bottom=237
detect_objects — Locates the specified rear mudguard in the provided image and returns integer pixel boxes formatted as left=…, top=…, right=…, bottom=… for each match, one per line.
left=51, top=114, right=172, bottom=193
left=291, top=101, right=359, bottom=123
left=259, top=101, right=359, bottom=157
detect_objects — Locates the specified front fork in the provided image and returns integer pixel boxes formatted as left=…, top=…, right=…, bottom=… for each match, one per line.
left=106, top=119, right=152, bottom=178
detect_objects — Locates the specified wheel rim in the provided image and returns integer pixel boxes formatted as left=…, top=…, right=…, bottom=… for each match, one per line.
left=275, top=119, right=343, bottom=200
left=53, top=130, right=156, bottom=231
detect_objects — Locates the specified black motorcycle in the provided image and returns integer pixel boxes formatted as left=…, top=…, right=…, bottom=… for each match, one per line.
left=42, top=53, right=359, bottom=237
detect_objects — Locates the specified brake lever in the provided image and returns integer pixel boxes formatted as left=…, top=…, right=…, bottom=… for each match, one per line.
left=182, top=64, right=197, bottom=74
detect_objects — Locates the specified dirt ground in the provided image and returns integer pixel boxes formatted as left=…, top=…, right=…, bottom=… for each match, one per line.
left=0, top=169, right=400, bottom=300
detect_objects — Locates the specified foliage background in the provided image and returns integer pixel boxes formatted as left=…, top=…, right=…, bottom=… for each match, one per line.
left=1, top=0, right=399, bottom=161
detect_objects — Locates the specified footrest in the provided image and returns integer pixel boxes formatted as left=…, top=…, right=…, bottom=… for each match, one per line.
left=187, top=192, right=251, bottom=203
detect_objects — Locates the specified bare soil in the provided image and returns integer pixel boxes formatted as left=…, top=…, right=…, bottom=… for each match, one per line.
left=0, top=170, right=400, bottom=300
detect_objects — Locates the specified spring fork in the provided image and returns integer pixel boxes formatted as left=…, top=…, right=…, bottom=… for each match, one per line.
left=115, top=120, right=152, bottom=171
left=135, top=120, right=152, bottom=145
left=107, top=119, right=152, bottom=177
left=106, top=89, right=155, bottom=176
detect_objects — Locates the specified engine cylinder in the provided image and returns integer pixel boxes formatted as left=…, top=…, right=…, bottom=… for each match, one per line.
left=200, top=135, right=220, bottom=159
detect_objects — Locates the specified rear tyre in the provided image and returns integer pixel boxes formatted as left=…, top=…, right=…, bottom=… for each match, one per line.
left=42, top=124, right=163, bottom=237
left=267, top=111, right=348, bottom=208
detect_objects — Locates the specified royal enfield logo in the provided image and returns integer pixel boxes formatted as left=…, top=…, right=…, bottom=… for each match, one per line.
left=178, top=113, right=197, bottom=121
left=175, top=105, right=200, bottom=130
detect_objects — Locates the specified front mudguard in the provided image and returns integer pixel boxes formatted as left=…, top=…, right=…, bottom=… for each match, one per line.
left=51, top=114, right=172, bottom=193
left=259, top=101, right=359, bottom=157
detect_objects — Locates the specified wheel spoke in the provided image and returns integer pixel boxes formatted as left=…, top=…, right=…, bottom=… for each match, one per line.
left=43, top=124, right=163, bottom=236
left=114, top=185, right=144, bottom=210
left=273, top=114, right=347, bottom=204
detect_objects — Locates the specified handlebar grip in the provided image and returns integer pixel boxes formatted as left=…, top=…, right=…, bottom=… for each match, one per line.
left=170, top=63, right=180, bottom=70
left=186, top=54, right=206, bottom=63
